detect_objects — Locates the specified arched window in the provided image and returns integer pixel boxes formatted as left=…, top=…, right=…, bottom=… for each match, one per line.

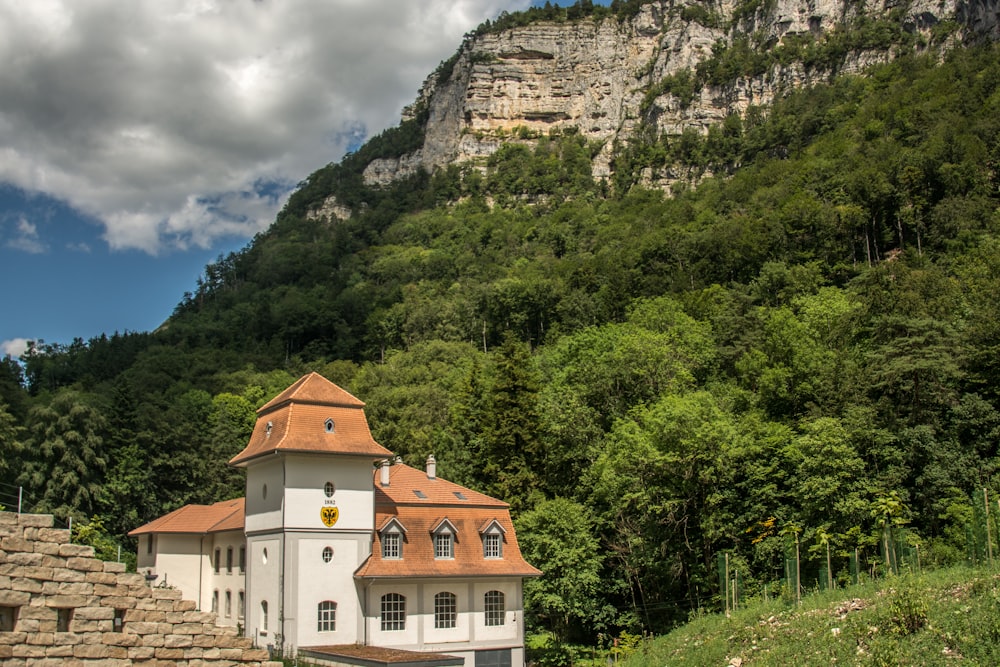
left=318, top=601, right=337, bottom=632
left=261, top=600, right=269, bottom=631
left=434, top=592, right=457, bottom=629
left=380, top=593, right=406, bottom=631
left=484, top=590, right=505, bottom=626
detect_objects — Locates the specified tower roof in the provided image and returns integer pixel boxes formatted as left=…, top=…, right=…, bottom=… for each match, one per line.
left=229, top=372, right=392, bottom=467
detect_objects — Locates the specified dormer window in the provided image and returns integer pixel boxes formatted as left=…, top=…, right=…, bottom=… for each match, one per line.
left=324, top=418, right=335, bottom=433
left=265, top=421, right=273, bottom=437
left=380, top=518, right=406, bottom=560
left=480, top=519, right=506, bottom=559
left=432, top=518, right=457, bottom=560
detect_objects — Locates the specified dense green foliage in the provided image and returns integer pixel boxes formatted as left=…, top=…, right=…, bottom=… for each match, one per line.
left=3, top=28, right=1000, bottom=649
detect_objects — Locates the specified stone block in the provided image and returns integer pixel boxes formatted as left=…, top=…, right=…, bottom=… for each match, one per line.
left=52, top=568, right=86, bottom=583
left=45, top=594, right=91, bottom=607
left=164, top=633, right=194, bottom=648
left=74, top=643, right=112, bottom=658
left=58, top=544, right=95, bottom=558
left=155, top=599, right=176, bottom=611
left=57, top=581, right=94, bottom=595
left=0, top=574, right=9, bottom=589
left=0, top=564, right=16, bottom=576
left=33, top=542, right=60, bottom=556
left=103, top=561, right=126, bottom=573
left=36, top=528, right=70, bottom=543
left=1, top=537, right=31, bottom=552
left=127, top=646, right=155, bottom=660
left=0, top=512, right=17, bottom=525
left=70, top=620, right=100, bottom=632
left=20, top=565, right=54, bottom=581
left=219, top=647, right=244, bottom=659
left=183, top=610, right=216, bottom=623
left=94, top=583, right=127, bottom=596
left=165, top=611, right=185, bottom=623
left=101, top=631, right=141, bottom=646
left=41, top=581, right=59, bottom=595
left=243, top=648, right=271, bottom=660
left=11, top=578, right=43, bottom=594
left=117, top=573, right=147, bottom=587
left=0, top=631, right=27, bottom=644
left=17, top=514, right=53, bottom=528
left=74, top=606, right=115, bottom=620
left=99, top=595, right=136, bottom=609
left=124, top=620, right=158, bottom=635
left=66, top=556, right=104, bottom=572
left=25, top=631, right=55, bottom=645
left=128, top=584, right=152, bottom=599
left=154, top=647, right=185, bottom=659
left=0, top=589, right=30, bottom=605
left=12, top=643, right=47, bottom=658
left=86, top=571, right=118, bottom=585
left=52, top=631, right=82, bottom=645
left=0, top=645, right=9, bottom=658
left=152, top=587, right=182, bottom=600
left=176, top=598, right=197, bottom=611
left=8, top=552, right=44, bottom=566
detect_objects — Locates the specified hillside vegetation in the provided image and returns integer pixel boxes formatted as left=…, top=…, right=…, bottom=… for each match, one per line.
left=625, top=566, right=1000, bottom=666
left=2, top=4, right=1000, bottom=647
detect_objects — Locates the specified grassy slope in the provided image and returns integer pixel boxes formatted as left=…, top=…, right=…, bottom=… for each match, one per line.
left=623, top=567, right=1000, bottom=666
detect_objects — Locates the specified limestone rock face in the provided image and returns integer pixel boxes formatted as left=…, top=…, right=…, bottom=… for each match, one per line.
left=359, top=0, right=999, bottom=189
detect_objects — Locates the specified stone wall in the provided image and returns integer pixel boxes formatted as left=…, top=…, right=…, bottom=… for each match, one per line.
left=0, top=511, right=283, bottom=667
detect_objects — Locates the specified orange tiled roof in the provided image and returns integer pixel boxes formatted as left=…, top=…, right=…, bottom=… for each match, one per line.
left=229, top=372, right=392, bottom=466
left=128, top=498, right=244, bottom=536
left=355, top=463, right=541, bottom=579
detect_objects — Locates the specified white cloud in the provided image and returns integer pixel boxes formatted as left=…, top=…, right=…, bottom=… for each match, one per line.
left=0, top=0, right=529, bottom=254
left=6, top=216, right=47, bottom=254
left=1, top=338, right=30, bottom=358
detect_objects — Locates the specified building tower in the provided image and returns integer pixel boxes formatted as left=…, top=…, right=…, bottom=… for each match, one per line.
left=228, top=373, right=392, bottom=652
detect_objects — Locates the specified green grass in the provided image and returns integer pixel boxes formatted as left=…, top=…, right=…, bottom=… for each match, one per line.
left=622, top=566, right=1000, bottom=666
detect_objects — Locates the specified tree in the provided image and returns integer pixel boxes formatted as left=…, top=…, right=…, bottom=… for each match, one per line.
left=517, top=497, right=612, bottom=642
left=19, top=389, right=108, bottom=521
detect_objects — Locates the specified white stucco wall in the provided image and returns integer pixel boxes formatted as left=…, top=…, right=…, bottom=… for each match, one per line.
left=151, top=534, right=206, bottom=607
left=208, top=531, right=246, bottom=626
left=245, top=457, right=284, bottom=534
left=289, top=535, right=369, bottom=647
left=283, top=454, right=376, bottom=532
left=247, top=536, right=281, bottom=645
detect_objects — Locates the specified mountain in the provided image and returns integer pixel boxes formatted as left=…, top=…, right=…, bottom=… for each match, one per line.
left=5, top=0, right=1000, bottom=647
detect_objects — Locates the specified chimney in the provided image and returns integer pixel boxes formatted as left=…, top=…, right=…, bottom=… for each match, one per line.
left=380, top=459, right=391, bottom=487
left=426, top=454, right=436, bottom=480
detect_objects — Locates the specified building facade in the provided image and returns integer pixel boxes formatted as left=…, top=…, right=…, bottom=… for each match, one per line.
left=131, top=373, right=540, bottom=667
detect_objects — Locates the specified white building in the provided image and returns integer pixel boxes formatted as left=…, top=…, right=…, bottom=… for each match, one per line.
left=131, top=373, right=540, bottom=667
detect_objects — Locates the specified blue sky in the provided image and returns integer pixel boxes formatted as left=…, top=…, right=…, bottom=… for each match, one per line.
left=0, top=0, right=606, bottom=357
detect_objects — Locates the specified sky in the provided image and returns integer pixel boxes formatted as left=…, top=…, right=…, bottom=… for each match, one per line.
left=0, top=0, right=606, bottom=358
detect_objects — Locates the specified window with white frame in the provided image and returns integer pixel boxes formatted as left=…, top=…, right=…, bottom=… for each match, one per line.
left=484, top=590, right=505, bottom=626
left=483, top=533, right=502, bottom=559
left=434, top=532, right=454, bottom=559
left=382, top=532, right=401, bottom=559
left=381, top=593, right=406, bottom=631
left=317, top=601, right=337, bottom=632
left=434, top=592, right=457, bottom=629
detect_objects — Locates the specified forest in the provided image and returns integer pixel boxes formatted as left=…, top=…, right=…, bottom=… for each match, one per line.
left=2, top=11, right=1000, bottom=645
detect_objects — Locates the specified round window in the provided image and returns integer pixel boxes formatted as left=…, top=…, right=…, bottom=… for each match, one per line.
left=322, top=546, right=334, bottom=563
left=324, top=481, right=336, bottom=497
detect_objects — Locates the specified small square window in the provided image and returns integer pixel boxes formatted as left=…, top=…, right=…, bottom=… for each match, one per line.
left=113, top=609, right=126, bottom=632
left=56, top=608, right=73, bottom=632
left=0, top=606, right=18, bottom=632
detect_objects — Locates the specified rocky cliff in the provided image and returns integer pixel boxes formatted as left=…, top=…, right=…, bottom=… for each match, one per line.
left=355, top=0, right=999, bottom=192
